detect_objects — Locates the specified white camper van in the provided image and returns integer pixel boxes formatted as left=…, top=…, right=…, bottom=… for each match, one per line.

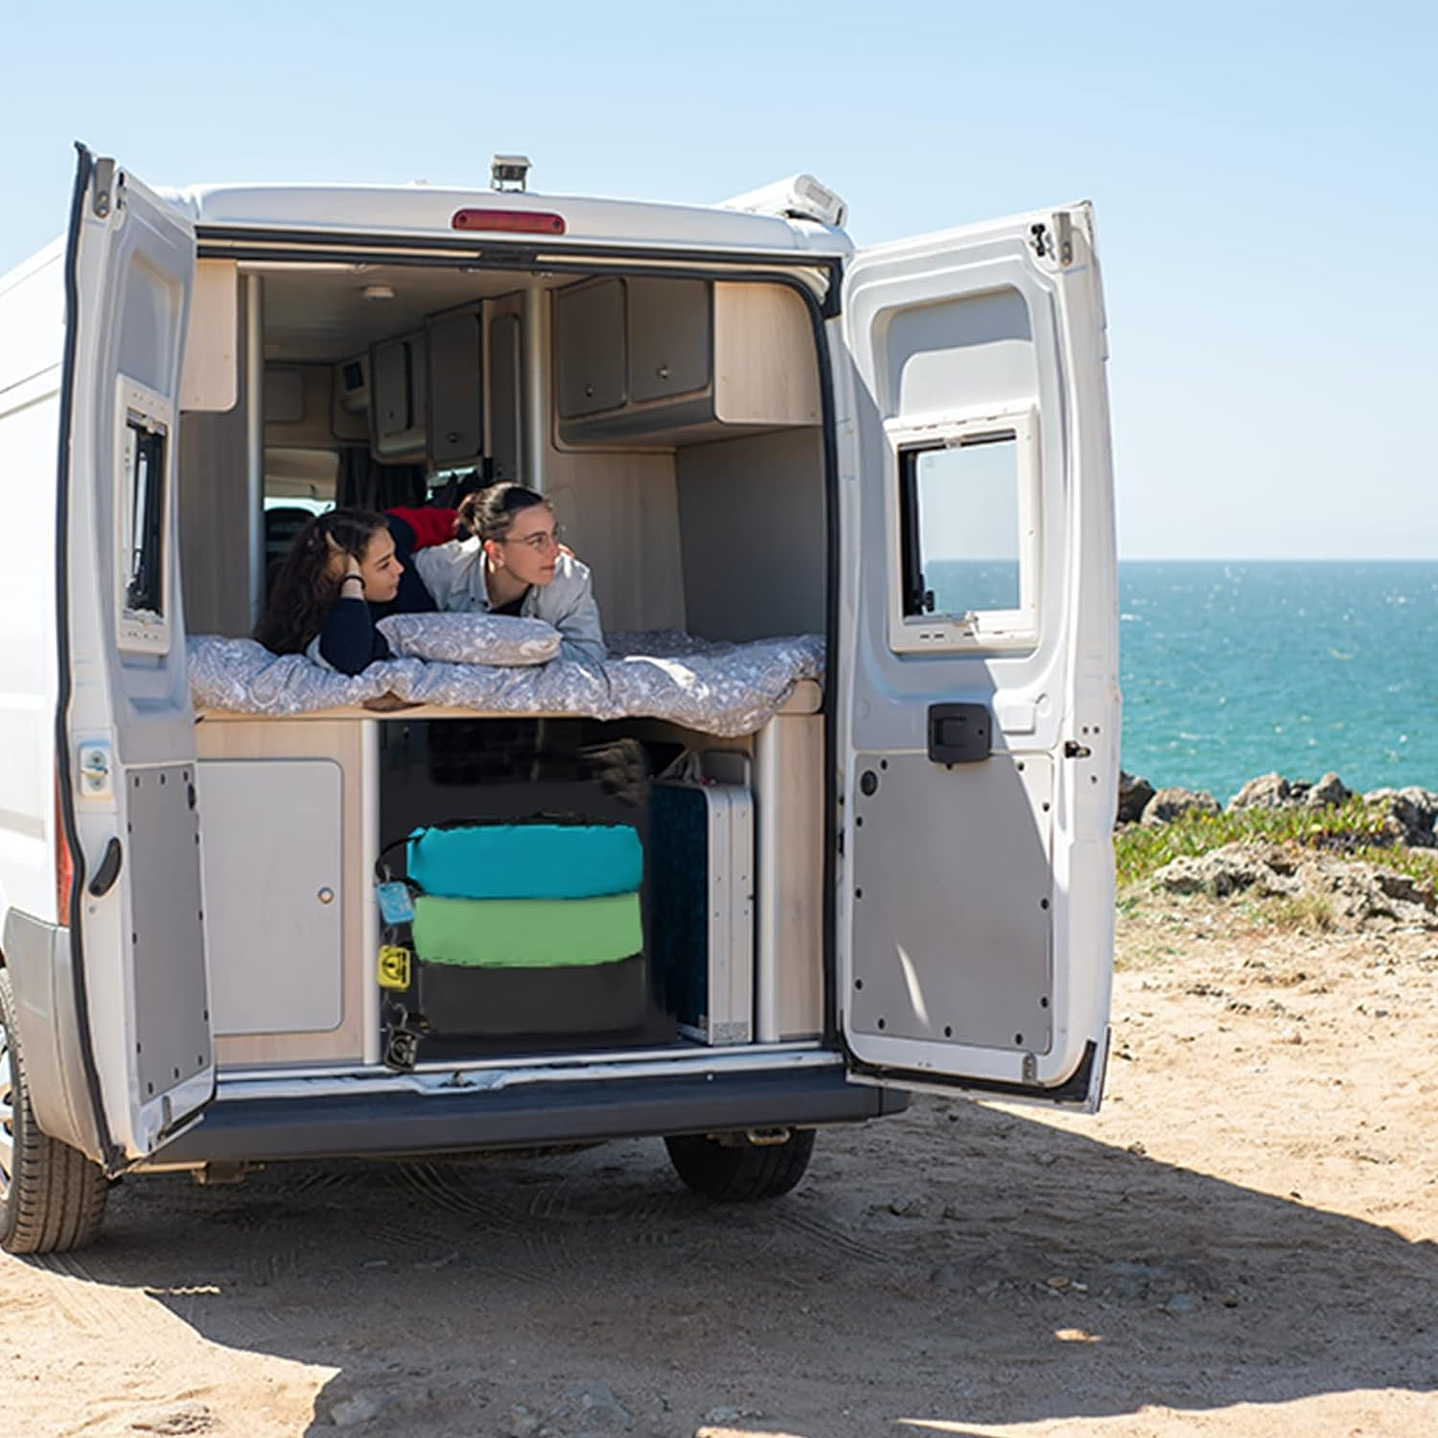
left=0, top=148, right=1118, bottom=1254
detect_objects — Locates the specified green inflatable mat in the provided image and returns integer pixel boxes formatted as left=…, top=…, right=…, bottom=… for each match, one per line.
left=411, top=892, right=643, bottom=969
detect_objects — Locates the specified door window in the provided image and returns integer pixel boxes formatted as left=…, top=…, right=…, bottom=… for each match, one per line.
left=889, top=408, right=1039, bottom=651
left=122, top=414, right=167, bottom=619
left=902, top=432, right=1021, bottom=617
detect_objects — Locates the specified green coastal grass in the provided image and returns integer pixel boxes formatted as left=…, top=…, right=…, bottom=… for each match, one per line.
left=1114, top=798, right=1438, bottom=888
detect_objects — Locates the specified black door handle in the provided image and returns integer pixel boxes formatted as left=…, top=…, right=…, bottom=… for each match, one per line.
left=88, top=837, right=123, bottom=898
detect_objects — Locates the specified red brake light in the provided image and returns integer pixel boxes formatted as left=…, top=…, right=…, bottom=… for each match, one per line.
left=451, top=208, right=566, bottom=235
left=55, top=771, right=74, bottom=924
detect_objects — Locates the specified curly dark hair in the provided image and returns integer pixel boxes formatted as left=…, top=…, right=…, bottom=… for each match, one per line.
left=254, top=507, right=388, bottom=655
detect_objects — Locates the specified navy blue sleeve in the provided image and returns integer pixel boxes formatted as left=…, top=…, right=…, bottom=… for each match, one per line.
left=318, top=597, right=392, bottom=676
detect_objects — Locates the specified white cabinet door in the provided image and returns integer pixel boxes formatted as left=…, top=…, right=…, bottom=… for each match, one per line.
left=199, top=760, right=344, bottom=1036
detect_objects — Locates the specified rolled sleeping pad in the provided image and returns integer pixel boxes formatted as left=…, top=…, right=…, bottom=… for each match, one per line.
left=411, top=891, right=643, bottom=969
left=407, top=821, right=643, bottom=901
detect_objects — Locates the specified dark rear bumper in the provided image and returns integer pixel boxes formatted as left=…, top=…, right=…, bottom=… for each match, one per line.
left=151, top=1062, right=909, bottom=1166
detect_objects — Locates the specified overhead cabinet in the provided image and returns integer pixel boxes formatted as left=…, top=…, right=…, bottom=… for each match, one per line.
left=369, top=308, right=484, bottom=468
left=554, top=277, right=821, bottom=446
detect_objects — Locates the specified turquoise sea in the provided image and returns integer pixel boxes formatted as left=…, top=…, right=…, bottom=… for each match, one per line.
left=923, top=560, right=1438, bottom=801
left=1118, top=561, right=1438, bottom=801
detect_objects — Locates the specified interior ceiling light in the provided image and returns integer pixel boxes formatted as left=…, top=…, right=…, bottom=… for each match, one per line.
left=361, top=284, right=395, bottom=302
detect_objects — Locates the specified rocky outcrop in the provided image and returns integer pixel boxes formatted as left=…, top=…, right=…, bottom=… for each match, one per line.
left=1228, top=771, right=1353, bottom=811
left=1141, top=787, right=1221, bottom=826
left=1117, top=771, right=1155, bottom=825
left=1121, top=769, right=1438, bottom=844
left=1363, top=787, right=1438, bottom=848
left=1153, top=841, right=1438, bottom=931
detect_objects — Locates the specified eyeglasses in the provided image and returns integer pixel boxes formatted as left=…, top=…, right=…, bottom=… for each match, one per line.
left=503, top=524, right=564, bottom=554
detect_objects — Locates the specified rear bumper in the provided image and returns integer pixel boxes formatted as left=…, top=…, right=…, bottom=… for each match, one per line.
left=149, top=1060, right=909, bottom=1167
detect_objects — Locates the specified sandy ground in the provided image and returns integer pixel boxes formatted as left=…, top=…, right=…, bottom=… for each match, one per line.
left=3, top=897, right=1436, bottom=1438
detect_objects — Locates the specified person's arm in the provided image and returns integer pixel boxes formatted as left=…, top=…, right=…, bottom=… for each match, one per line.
left=551, top=560, right=607, bottom=664
left=316, top=567, right=391, bottom=675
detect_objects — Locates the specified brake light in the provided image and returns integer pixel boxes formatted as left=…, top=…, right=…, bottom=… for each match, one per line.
left=55, top=772, right=74, bottom=924
left=451, top=208, right=566, bottom=235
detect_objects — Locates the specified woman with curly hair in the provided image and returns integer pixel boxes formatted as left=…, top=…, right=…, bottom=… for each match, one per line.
left=254, top=507, right=429, bottom=674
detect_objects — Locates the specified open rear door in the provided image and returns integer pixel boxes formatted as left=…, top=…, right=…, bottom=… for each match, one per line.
left=836, top=203, right=1117, bottom=1109
left=59, top=148, right=213, bottom=1165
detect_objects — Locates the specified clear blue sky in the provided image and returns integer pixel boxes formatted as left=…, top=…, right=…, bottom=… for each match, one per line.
left=4, top=1, right=1434, bottom=559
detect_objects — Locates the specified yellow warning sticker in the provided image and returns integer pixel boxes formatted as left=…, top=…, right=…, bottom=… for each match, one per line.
left=377, top=945, right=411, bottom=990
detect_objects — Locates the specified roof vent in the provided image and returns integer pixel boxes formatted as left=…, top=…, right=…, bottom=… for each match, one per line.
left=490, top=154, right=532, bottom=192
left=718, top=173, right=847, bottom=229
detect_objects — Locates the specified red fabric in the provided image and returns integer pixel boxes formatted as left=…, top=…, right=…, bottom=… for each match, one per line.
left=387, top=507, right=458, bottom=550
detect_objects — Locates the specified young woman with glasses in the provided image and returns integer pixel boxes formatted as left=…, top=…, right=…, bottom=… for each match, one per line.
left=414, top=483, right=605, bottom=664
left=255, top=483, right=604, bottom=675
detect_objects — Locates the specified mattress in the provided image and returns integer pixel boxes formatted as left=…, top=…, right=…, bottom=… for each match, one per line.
left=188, top=627, right=825, bottom=739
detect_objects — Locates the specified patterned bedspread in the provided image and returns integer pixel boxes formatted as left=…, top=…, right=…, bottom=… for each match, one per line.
left=188, top=627, right=825, bottom=739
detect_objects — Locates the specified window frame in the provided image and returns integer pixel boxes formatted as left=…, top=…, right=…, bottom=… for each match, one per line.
left=114, top=376, right=174, bottom=655
left=884, top=405, right=1041, bottom=655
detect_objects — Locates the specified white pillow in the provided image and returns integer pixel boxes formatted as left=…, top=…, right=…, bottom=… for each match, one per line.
left=376, top=612, right=561, bottom=666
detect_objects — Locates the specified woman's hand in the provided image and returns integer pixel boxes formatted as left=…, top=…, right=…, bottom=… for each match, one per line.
left=324, top=531, right=364, bottom=584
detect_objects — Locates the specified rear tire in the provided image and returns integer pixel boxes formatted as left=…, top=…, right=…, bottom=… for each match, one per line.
left=664, top=1128, right=816, bottom=1202
left=0, top=968, right=108, bottom=1254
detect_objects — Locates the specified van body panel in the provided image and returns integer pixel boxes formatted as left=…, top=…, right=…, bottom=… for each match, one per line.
left=835, top=203, right=1118, bottom=1106
left=0, top=245, right=65, bottom=931
left=60, top=152, right=216, bottom=1159
left=0, top=911, right=106, bottom=1161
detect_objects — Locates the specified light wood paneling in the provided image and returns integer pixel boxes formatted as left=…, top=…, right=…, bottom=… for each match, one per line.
left=196, top=717, right=372, bottom=1067
left=675, top=427, right=827, bottom=642
left=756, top=713, right=825, bottom=1041
left=712, top=282, right=821, bottom=426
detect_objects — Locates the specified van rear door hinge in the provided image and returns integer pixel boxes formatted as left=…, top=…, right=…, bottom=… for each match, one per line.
left=1029, top=211, right=1075, bottom=267
left=91, top=158, right=118, bottom=219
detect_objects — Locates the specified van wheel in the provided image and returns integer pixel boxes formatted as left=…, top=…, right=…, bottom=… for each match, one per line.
left=664, top=1128, right=816, bottom=1202
left=0, top=969, right=108, bottom=1254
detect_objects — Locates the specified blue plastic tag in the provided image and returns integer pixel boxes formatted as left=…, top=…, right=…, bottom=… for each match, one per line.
left=376, top=881, right=416, bottom=926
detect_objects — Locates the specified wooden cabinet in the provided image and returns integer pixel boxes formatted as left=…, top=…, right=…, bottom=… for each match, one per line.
left=555, top=278, right=627, bottom=419
left=628, top=277, right=710, bottom=404
left=554, top=278, right=820, bottom=447
left=427, top=311, right=483, bottom=468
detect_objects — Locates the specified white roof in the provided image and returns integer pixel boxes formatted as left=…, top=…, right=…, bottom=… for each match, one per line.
left=159, top=182, right=853, bottom=258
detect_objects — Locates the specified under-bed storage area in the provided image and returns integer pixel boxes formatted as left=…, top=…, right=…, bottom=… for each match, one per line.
left=195, top=706, right=824, bottom=1072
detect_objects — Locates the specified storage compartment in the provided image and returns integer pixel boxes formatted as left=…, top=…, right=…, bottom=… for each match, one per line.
left=376, top=720, right=675, bottom=1059
left=553, top=278, right=821, bottom=446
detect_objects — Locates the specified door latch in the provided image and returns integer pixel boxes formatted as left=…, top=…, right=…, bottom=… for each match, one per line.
left=928, top=704, right=991, bottom=764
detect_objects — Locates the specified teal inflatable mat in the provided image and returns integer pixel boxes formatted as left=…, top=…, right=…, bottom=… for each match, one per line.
left=407, top=821, right=643, bottom=901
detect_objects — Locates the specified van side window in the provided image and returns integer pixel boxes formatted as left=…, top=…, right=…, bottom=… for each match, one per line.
left=123, top=415, right=167, bottom=618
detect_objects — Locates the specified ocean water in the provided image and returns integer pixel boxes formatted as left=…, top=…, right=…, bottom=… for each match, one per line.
left=921, top=560, right=1438, bottom=801
left=1118, top=561, right=1438, bottom=802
